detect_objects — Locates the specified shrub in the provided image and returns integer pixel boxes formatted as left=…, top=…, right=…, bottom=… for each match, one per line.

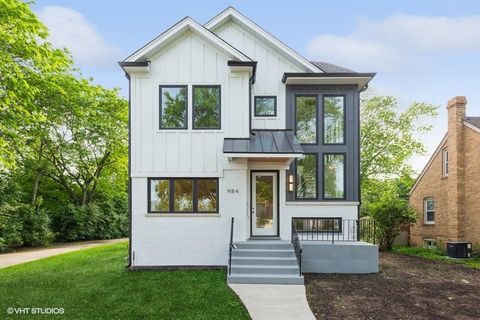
left=18, top=205, right=54, bottom=247
left=0, top=203, right=23, bottom=252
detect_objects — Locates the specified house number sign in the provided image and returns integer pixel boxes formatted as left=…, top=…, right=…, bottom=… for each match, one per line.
left=227, top=189, right=239, bottom=194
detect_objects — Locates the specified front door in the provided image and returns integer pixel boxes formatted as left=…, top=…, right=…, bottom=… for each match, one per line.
left=251, top=171, right=278, bottom=236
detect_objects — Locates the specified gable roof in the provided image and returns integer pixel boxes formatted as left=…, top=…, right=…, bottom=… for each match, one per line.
left=204, top=7, right=322, bottom=73
left=123, top=16, right=252, bottom=63
left=310, top=61, right=354, bottom=73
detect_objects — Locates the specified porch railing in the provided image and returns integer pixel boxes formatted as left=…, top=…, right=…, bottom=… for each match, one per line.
left=228, top=217, right=235, bottom=275
left=291, top=220, right=303, bottom=276
left=292, top=218, right=377, bottom=244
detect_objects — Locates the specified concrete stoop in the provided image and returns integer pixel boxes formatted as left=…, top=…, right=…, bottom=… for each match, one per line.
left=227, top=241, right=304, bottom=285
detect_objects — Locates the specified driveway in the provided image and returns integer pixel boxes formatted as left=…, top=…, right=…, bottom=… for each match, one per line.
left=0, top=238, right=127, bottom=269
left=305, top=251, right=480, bottom=320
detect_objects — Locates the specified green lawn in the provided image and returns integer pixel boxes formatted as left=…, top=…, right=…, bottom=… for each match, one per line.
left=392, top=246, right=480, bottom=270
left=0, top=242, right=250, bottom=320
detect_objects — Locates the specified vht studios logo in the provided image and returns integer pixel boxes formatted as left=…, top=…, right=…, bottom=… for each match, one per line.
left=7, top=307, right=64, bottom=315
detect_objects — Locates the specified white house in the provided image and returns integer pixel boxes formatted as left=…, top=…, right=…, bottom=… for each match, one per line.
left=119, top=7, right=378, bottom=284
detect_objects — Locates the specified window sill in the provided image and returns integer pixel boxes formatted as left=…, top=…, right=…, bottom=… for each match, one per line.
left=145, top=213, right=220, bottom=217
left=423, top=223, right=435, bottom=226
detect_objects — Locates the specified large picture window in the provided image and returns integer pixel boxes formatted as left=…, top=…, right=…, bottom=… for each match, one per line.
left=323, top=154, right=345, bottom=199
left=295, top=96, right=317, bottom=144
left=148, top=178, right=219, bottom=213
left=323, top=96, right=345, bottom=144
left=296, top=154, right=317, bottom=199
left=255, top=96, right=277, bottom=116
left=193, top=86, right=221, bottom=129
left=159, top=86, right=187, bottom=129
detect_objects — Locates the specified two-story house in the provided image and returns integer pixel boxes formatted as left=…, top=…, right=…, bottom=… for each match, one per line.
left=410, top=96, right=480, bottom=249
left=119, top=7, right=378, bottom=284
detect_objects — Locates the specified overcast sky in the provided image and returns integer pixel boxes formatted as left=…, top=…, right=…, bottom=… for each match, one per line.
left=34, top=0, right=480, bottom=174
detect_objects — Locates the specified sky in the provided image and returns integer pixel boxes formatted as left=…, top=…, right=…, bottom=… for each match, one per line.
left=33, top=0, right=480, bottom=174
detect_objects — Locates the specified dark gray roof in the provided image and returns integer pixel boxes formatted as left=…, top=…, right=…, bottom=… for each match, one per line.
left=310, top=61, right=354, bottom=73
left=223, top=130, right=303, bottom=154
left=465, top=116, right=480, bottom=129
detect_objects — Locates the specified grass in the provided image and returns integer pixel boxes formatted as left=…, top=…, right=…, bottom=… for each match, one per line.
left=0, top=242, right=250, bottom=320
left=392, top=246, right=480, bottom=270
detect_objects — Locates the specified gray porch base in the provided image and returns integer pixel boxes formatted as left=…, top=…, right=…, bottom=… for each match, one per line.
left=301, top=241, right=379, bottom=273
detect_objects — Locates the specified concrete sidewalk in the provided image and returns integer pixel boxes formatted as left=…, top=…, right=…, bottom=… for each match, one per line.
left=0, top=238, right=127, bottom=269
left=229, top=284, right=316, bottom=320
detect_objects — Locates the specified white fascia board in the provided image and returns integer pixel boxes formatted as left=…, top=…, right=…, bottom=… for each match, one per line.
left=409, top=133, right=448, bottom=195
left=204, top=7, right=321, bottom=73
left=464, top=121, right=480, bottom=133
left=124, top=17, right=251, bottom=62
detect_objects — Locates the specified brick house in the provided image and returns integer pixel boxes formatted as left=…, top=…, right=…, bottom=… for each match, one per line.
left=409, top=96, right=480, bottom=248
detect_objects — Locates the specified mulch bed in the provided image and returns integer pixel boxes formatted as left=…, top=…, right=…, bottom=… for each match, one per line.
left=305, top=252, right=480, bottom=320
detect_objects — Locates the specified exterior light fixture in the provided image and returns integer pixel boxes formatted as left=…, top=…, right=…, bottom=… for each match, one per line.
left=288, top=174, right=294, bottom=192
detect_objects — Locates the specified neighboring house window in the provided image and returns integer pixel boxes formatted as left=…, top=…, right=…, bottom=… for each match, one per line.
left=293, top=218, right=342, bottom=233
left=323, top=154, right=345, bottom=199
left=193, top=86, right=221, bottom=129
left=295, top=95, right=317, bottom=144
left=295, top=154, right=317, bottom=199
left=424, top=198, right=435, bottom=224
left=423, top=239, right=437, bottom=249
left=323, top=95, right=345, bottom=144
left=254, top=96, right=277, bottom=116
left=442, top=148, right=448, bottom=177
left=148, top=178, right=218, bottom=213
left=159, top=86, right=188, bottom=129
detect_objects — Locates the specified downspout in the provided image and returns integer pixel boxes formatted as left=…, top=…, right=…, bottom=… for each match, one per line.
left=357, top=84, right=368, bottom=240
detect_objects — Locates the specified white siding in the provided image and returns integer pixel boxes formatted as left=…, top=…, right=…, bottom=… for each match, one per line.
left=214, top=21, right=306, bottom=130
left=130, top=31, right=250, bottom=177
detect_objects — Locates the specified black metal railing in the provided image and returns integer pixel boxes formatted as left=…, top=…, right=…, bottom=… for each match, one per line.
left=228, top=217, right=235, bottom=275
left=292, top=218, right=377, bottom=244
left=291, top=220, right=303, bottom=276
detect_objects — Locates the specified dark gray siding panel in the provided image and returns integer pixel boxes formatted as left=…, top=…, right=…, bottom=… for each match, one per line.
left=286, top=85, right=360, bottom=202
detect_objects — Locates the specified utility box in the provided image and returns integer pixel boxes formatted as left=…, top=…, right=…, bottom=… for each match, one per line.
left=446, top=242, right=472, bottom=258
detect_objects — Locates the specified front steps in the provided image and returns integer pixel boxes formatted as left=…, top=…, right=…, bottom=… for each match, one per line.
left=227, top=240, right=304, bottom=285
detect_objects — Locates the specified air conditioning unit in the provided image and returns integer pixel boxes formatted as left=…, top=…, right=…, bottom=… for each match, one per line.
left=446, top=242, right=472, bottom=258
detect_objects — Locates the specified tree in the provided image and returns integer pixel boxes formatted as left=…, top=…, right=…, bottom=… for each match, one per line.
left=0, top=0, right=71, bottom=168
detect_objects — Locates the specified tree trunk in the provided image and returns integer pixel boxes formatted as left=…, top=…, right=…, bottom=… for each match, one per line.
left=31, top=170, right=41, bottom=204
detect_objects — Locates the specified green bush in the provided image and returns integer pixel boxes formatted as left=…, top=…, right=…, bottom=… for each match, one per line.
left=18, top=204, right=54, bottom=247
left=0, top=203, right=24, bottom=252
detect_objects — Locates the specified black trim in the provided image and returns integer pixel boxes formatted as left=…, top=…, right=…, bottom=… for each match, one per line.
left=294, top=153, right=319, bottom=200
left=294, top=94, right=318, bottom=145
left=159, top=85, right=188, bottom=130
left=118, top=61, right=149, bottom=67
left=254, top=96, right=277, bottom=117
left=192, top=85, right=221, bottom=130
left=250, top=170, right=280, bottom=238
left=322, top=153, right=347, bottom=200
left=148, top=178, right=219, bottom=214
left=282, top=72, right=377, bottom=83
left=322, top=94, right=346, bottom=145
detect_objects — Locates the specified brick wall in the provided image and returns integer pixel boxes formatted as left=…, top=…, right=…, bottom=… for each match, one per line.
left=464, top=126, right=480, bottom=244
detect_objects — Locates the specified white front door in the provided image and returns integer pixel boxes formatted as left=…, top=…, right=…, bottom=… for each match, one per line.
left=251, top=171, right=278, bottom=237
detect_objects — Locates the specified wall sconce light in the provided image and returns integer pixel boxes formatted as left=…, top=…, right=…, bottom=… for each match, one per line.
left=288, top=174, right=294, bottom=192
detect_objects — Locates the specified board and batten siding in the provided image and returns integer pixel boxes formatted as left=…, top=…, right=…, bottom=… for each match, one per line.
left=212, top=20, right=306, bottom=130
left=130, top=31, right=250, bottom=177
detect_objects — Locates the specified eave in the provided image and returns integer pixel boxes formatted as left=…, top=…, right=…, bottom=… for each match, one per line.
left=282, top=72, right=376, bottom=89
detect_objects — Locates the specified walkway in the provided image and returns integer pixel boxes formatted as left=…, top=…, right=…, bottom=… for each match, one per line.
left=0, top=238, right=127, bottom=269
left=229, top=284, right=316, bottom=320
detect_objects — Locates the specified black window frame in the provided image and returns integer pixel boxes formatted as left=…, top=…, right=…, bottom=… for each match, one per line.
left=322, top=153, right=347, bottom=200
left=159, top=85, right=188, bottom=130
left=322, top=94, right=346, bottom=145
left=148, top=178, right=219, bottom=213
left=192, top=85, right=221, bottom=130
left=294, top=153, right=319, bottom=200
left=294, top=94, right=319, bottom=145
left=254, top=96, right=277, bottom=117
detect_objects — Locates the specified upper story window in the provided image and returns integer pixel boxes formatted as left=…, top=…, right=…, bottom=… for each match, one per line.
left=295, top=154, right=317, bottom=199
left=159, top=86, right=188, bottom=129
left=193, top=86, right=221, bottom=129
left=442, top=148, right=448, bottom=177
left=149, top=178, right=218, bottom=213
left=295, top=95, right=317, bottom=144
left=323, top=154, right=345, bottom=200
left=424, top=198, right=435, bottom=224
left=323, top=96, right=345, bottom=144
left=254, top=96, right=277, bottom=117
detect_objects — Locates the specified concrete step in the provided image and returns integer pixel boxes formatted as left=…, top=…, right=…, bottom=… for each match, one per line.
left=231, top=264, right=300, bottom=275
left=232, top=248, right=295, bottom=258
left=231, top=256, right=298, bottom=266
left=227, top=273, right=304, bottom=285
left=234, top=241, right=293, bottom=250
